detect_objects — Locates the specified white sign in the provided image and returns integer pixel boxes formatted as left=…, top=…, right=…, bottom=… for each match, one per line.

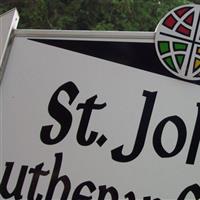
left=1, top=5, right=200, bottom=200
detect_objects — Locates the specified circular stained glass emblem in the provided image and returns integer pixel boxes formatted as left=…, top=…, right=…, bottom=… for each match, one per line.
left=155, top=4, right=200, bottom=80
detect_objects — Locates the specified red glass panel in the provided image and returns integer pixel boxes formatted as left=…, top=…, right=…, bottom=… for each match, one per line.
left=184, top=12, right=194, bottom=26
left=176, top=25, right=191, bottom=36
left=163, top=15, right=177, bottom=29
left=175, top=7, right=192, bottom=17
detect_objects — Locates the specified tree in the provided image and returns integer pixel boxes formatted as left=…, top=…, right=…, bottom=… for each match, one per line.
left=0, top=0, right=196, bottom=31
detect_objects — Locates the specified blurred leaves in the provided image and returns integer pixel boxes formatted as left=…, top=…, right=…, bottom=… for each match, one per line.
left=0, top=0, right=197, bottom=31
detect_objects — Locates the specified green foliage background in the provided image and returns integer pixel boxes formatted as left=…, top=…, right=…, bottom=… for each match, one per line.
left=0, top=0, right=199, bottom=31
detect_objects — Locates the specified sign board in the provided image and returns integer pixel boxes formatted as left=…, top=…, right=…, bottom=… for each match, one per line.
left=1, top=5, right=200, bottom=200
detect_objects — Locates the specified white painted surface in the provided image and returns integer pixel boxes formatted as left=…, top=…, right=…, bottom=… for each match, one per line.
left=0, top=9, right=19, bottom=81
left=14, top=29, right=154, bottom=43
left=1, top=36, right=200, bottom=199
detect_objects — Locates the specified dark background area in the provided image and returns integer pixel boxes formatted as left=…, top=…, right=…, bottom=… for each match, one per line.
left=0, top=0, right=199, bottom=30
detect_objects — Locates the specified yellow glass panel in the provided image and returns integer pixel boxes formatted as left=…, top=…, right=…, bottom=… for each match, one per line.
left=195, top=58, right=200, bottom=69
left=197, top=47, right=200, bottom=55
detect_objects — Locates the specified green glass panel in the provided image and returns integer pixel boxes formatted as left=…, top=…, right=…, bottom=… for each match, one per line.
left=175, top=55, right=185, bottom=68
left=173, top=42, right=187, bottom=51
left=158, top=41, right=170, bottom=54
left=164, top=56, right=176, bottom=71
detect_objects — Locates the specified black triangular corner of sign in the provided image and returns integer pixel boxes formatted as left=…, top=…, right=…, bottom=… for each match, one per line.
left=29, top=38, right=200, bottom=86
